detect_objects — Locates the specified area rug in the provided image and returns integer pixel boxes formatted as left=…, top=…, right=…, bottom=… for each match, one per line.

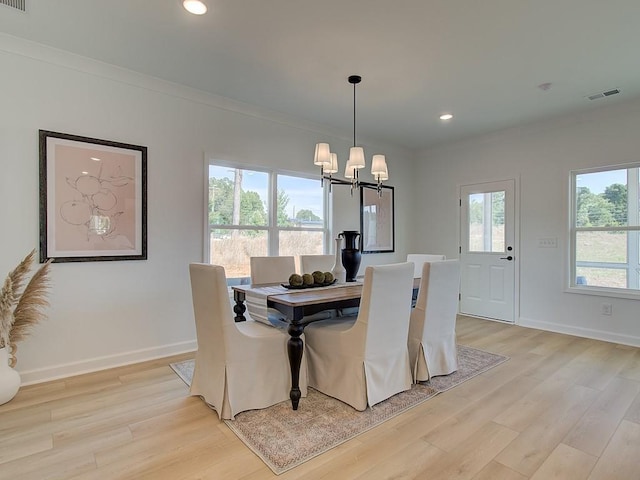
left=170, top=345, right=507, bottom=475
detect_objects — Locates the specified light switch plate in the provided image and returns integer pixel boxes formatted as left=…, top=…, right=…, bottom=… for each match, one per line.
left=538, top=237, right=557, bottom=248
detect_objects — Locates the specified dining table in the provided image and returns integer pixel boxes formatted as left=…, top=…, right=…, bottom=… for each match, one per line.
left=232, top=278, right=420, bottom=410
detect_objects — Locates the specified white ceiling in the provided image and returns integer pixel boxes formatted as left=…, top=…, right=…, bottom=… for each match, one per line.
left=2, top=0, right=640, bottom=151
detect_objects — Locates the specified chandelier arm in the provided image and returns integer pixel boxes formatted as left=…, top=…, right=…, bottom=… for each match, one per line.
left=322, top=175, right=381, bottom=189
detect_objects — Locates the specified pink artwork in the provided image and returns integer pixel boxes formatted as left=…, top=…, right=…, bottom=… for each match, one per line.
left=39, top=131, right=147, bottom=262
left=360, top=185, right=395, bottom=253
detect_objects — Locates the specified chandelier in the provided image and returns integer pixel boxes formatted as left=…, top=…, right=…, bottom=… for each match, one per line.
left=314, top=75, right=389, bottom=195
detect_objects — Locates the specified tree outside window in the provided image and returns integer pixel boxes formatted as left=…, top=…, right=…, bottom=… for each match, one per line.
left=207, top=164, right=328, bottom=284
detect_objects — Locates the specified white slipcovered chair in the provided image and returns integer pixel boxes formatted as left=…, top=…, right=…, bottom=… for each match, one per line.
left=298, top=254, right=335, bottom=275
left=408, top=260, right=461, bottom=383
left=188, top=263, right=307, bottom=420
left=406, top=253, right=446, bottom=278
left=406, top=254, right=446, bottom=307
left=247, top=256, right=296, bottom=328
left=250, top=255, right=296, bottom=285
left=304, top=262, right=415, bottom=411
left=249, top=256, right=333, bottom=327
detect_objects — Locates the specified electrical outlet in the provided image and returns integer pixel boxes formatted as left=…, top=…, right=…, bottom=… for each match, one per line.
left=601, top=303, right=613, bottom=316
left=538, top=237, right=557, bottom=248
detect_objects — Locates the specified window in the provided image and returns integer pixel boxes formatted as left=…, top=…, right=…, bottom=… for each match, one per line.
left=468, top=191, right=505, bottom=253
left=570, top=165, right=640, bottom=294
left=206, top=162, right=329, bottom=284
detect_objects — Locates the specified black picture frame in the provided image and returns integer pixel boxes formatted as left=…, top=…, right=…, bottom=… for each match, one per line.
left=360, top=184, right=395, bottom=253
left=39, top=130, right=147, bottom=263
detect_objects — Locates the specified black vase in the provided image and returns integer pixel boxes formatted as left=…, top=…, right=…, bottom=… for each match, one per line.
left=340, top=230, right=361, bottom=282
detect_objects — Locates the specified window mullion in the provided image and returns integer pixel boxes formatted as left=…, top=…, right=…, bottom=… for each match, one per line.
left=325, top=184, right=332, bottom=253
left=570, top=173, right=578, bottom=287
left=268, top=172, right=278, bottom=256
left=628, top=168, right=639, bottom=288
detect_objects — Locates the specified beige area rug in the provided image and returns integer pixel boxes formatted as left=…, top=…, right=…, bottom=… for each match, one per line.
left=170, top=345, right=507, bottom=475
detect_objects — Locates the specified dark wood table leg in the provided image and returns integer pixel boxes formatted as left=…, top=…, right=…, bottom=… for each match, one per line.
left=287, top=323, right=304, bottom=410
left=233, top=291, right=246, bottom=322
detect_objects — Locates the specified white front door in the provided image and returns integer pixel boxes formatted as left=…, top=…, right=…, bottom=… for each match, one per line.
left=459, top=180, right=516, bottom=323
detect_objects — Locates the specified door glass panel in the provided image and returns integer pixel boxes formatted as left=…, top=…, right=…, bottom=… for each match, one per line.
left=468, top=191, right=505, bottom=252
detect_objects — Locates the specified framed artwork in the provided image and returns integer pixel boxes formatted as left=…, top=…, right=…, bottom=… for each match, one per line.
left=360, top=184, right=395, bottom=253
left=39, top=130, right=147, bottom=263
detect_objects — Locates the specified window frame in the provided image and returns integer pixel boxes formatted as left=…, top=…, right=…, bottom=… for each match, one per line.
left=203, top=158, right=332, bottom=281
left=568, top=163, right=640, bottom=299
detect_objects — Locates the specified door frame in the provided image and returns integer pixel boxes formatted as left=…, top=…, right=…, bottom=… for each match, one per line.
left=458, top=178, right=520, bottom=324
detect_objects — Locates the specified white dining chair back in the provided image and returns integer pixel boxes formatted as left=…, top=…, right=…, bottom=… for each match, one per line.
left=249, top=255, right=333, bottom=327
left=408, top=259, right=460, bottom=382
left=406, top=253, right=446, bottom=278
left=304, top=262, right=414, bottom=411
left=248, top=256, right=295, bottom=327
left=188, top=263, right=307, bottom=419
left=250, top=256, right=295, bottom=285
left=298, top=254, right=335, bottom=275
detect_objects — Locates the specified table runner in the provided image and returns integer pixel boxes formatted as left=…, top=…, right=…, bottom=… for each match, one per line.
left=244, top=281, right=362, bottom=325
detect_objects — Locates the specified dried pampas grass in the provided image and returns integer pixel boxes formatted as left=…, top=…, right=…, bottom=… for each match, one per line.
left=0, top=249, right=51, bottom=367
left=9, top=249, right=36, bottom=301
left=0, top=276, right=14, bottom=352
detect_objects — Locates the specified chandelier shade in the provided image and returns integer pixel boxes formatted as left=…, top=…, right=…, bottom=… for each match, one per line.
left=371, top=154, right=387, bottom=176
left=314, top=142, right=331, bottom=167
left=375, top=164, right=388, bottom=182
left=344, top=158, right=356, bottom=179
left=348, top=146, right=366, bottom=169
left=326, top=153, right=339, bottom=174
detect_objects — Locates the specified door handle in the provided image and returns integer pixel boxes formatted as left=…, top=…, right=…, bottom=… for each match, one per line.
left=500, top=256, right=513, bottom=261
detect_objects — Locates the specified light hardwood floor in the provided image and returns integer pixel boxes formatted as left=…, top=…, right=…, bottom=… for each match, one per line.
left=1, top=315, right=639, bottom=479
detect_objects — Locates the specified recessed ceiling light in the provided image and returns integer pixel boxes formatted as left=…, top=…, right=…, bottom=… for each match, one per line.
left=439, top=113, right=453, bottom=121
left=183, top=0, right=207, bottom=15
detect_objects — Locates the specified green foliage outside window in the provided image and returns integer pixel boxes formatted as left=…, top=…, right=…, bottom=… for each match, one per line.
left=295, top=209, right=321, bottom=221
left=208, top=177, right=293, bottom=228
left=602, top=183, right=628, bottom=224
left=576, top=184, right=627, bottom=227
left=277, top=190, right=292, bottom=227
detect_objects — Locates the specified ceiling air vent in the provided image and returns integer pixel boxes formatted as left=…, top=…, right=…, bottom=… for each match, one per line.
left=587, top=88, right=620, bottom=101
left=0, top=0, right=25, bottom=12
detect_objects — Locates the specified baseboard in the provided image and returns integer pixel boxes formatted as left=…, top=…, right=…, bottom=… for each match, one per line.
left=518, top=317, right=640, bottom=348
left=18, top=340, right=198, bottom=386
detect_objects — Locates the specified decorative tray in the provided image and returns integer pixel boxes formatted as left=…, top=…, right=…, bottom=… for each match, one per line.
left=281, top=279, right=337, bottom=290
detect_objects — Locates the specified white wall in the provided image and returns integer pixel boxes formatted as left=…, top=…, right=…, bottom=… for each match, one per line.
left=413, top=99, right=640, bottom=346
left=0, top=36, right=414, bottom=383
